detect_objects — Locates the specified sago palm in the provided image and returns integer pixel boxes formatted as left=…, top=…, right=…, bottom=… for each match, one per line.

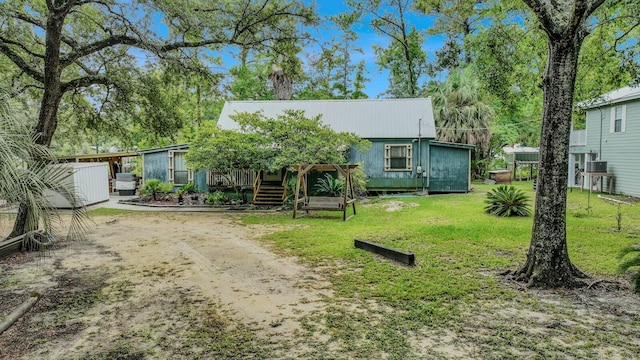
left=618, top=244, right=640, bottom=292
left=484, top=185, right=531, bottom=217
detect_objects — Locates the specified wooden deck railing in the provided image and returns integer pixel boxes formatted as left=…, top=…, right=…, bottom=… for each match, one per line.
left=208, top=169, right=255, bottom=188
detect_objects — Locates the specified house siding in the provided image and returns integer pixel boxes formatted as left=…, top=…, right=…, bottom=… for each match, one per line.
left=193, top=171, right=208, bottom=193
left=349, top=138, right=429, bottom=190
left=585, top=100, right=640, bottom=197
left=141, top=146, right=207, bottom=192
left=143, top=151, right=169, bottom=183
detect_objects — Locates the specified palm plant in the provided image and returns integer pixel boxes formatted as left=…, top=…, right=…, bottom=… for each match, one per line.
left=430, top=67, right=495, bottom=177
left=618, top=244, right=640, bottom=292
left=484, top=185, right=531, bottom=217
left=313, top=173, right=344, bottom=197
left=0, top=91, right=88, bottom=245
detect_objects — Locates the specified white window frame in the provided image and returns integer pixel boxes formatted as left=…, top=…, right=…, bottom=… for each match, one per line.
left=610, top=105, right=626, bottom=133
left=168, top=150, right=193, bottom=185
left=384, top=144, right=413, bottom=171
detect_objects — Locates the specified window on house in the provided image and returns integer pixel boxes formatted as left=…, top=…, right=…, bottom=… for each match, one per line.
left=611, top=105, right=626, bottom=133
left=169, top=150, right=191, bottom=185
left=384, top=144, right=412, bottom=171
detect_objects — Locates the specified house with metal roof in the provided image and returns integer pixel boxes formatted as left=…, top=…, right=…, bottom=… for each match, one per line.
left=569, top=86, right=640, bottom=196
left=217, top=98, right=473, bottom=194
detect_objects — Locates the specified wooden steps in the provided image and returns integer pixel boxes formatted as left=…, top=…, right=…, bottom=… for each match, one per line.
left=253, top=184, right=285, bottom=206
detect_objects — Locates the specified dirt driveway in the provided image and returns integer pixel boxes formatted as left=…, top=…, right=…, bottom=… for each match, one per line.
left=0, top=212, right=331, bottom=359
left=2, top=209, right=640, bottom=359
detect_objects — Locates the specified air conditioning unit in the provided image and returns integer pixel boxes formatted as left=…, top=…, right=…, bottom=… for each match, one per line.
left=586, top=161, right=607, bottom=173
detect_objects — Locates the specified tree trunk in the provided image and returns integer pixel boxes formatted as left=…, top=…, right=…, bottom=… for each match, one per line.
left=35, top=13, right=64, bottom=147
left=10, top=12, right=64, bottom=238
left=513, top=37, right=588, bottom=288
left=269, top=68, right=293, bottom=100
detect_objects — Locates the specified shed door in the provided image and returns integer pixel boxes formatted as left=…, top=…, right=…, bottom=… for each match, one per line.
left=429, top=145, right=469, bottom=192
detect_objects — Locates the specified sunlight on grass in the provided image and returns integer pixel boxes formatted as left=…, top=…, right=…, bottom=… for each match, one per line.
left=244, top=181, right=640, bottom=314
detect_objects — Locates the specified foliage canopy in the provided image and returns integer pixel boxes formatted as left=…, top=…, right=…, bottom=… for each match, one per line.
left=187, top=110, right=369, bottom=173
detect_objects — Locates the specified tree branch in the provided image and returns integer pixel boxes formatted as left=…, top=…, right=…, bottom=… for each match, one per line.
left=0, top=37, right=45, bottom=60
left=60, top=35, right=150, bottom=67
left=6, top=8, right=79, bottom=49
left=0, top=41, right=44, bottom=83
left=60, top=75, right=116, bottom=93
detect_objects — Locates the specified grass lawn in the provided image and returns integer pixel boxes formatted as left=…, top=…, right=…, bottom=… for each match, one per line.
left=243, top=181, right=640, bottom=359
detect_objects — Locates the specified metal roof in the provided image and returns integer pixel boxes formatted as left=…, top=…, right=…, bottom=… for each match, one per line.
left=579, top=86, right=640, bottom=109
left=430, top=141, right=475, bottom=150
left=57, top=151, right=139, bottom=160
left=217, top=98, right=436, bottom=139
left=137, top=144, right=189, bottom=154
left=502, top=144, right=539, bottom=154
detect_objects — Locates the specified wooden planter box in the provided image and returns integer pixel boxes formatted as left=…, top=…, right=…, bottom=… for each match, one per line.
left=489, top=170, right=512, bottom=184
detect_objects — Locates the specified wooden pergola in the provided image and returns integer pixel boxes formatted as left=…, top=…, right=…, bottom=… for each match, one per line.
left=292, top=164, right=358, bottom=221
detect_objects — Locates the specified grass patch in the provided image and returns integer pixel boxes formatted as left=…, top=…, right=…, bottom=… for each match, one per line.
left=86, top=208, right=139, bottom=216
left=243, top=181, right=640, bottom=357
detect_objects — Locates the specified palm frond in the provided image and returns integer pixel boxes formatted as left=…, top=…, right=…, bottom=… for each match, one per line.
left=0, top=89, right=90, bottom=245
left=617, top=244, right=640, bottom=292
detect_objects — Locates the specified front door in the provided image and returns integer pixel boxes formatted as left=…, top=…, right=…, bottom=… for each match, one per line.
left=263, top=169, right=282, bottom=182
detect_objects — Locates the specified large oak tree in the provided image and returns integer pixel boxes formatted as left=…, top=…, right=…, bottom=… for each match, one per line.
left=0, top=0, right=316, bottom=236
left=513, top=0, right=608, bottom=288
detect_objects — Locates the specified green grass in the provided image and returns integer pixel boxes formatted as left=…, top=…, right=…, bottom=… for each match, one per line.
left=242, top=181, right=640, bottom=358
left=86, top=208, right=139, bottom=216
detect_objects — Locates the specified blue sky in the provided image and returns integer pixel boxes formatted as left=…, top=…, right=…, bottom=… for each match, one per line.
left=310, top=1, right=443, bottom=97
left=147, top=1, right=445, bottom=98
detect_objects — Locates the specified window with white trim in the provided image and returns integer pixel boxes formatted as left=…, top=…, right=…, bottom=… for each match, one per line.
left=384, top=144, right=412, bottom=171
left=168, top=150, right=193, bottom=185
left=610, top=105, right=626, bottom=133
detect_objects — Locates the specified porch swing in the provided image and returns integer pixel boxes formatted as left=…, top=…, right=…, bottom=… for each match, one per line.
left=292, top=164, right=358, bottom=221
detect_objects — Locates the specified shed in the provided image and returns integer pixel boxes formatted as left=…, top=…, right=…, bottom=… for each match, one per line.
left=44, top=162, right=110, bottom=208
left=428, top=142, right=474, bottom=193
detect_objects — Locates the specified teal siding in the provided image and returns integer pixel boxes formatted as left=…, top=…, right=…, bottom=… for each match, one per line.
left=143, top=152, right=169, bottom=183
left=194, top=170, right=207, bottom=192
left=585, top=100, right=640, bottom=197
left=349, top=138, right=429, bottom=190
left=428, top=145, right=470, bottom=193
left=142, top=145, right=206, bottom=192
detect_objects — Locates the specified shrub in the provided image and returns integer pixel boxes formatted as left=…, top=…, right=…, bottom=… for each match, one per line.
left=313, top=173, right=344, bottom=197
left=484, top=185, right=531, bottom=217
left=158, top=181, right=174, bottom=194
left=205, top=190, right=226, bottom=205
left=618, top=244, right=640, bottom=292
left=179, top=182, right=198, bottom=194
left=350, top=163, right=369, bottom=197
left=141, top=179, right=174, bottom=200
left=282, top=177, right=298, bottom=206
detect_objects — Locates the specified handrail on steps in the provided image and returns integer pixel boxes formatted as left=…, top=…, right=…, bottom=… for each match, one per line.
left=253, top=170, right=262, bottom=203
left=281, top=170, right=288, bottom=201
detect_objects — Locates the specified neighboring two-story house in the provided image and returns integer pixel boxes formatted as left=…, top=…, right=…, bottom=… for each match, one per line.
left=570, top=86, right=640, bottom=197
